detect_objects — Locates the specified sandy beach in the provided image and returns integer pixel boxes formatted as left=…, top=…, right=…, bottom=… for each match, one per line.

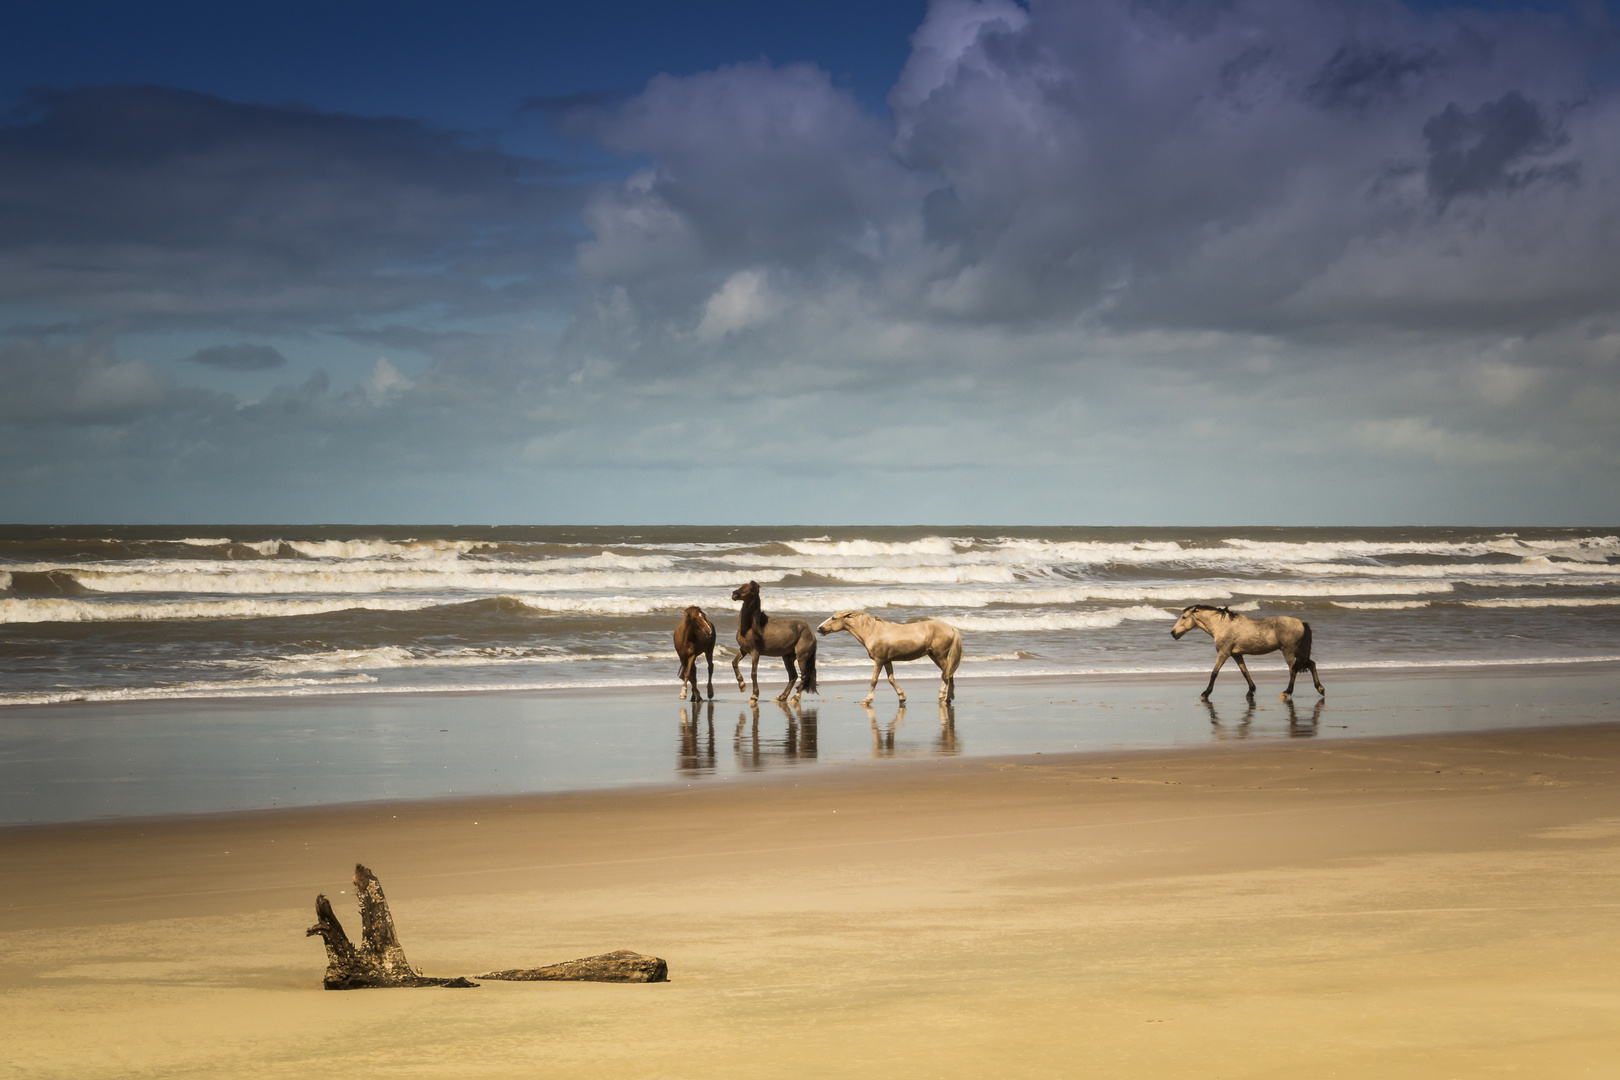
left=6, top=716, right=1620, bottom=1078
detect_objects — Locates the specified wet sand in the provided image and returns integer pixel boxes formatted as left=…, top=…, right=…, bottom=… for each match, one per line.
left=5, top=719, right=1620, bottom=1077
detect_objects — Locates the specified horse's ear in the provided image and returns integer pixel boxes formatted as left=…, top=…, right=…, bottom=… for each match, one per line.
left=750, top=579, right=759, bottom=589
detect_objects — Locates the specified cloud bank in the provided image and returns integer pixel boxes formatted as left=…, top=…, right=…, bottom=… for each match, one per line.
left=3, top=0, right=1619, bottom=523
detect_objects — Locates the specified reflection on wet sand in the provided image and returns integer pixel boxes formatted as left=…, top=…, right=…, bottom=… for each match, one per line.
left=677, top=700, right=717, bottom=773
left=1286, top=696, right=1325, bottom=736
left=862, top=701, right=961, bottom=757
left=1202, top=697, right=1324, bottom=739
left=734, top=699, right=818, bottom=771
left=1203, top=698, right=1255, bottom=740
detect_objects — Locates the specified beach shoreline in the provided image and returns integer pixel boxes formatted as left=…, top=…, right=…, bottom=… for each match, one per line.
left=5, top=717, right=1620, bottom=1077
left=4, top=661, right=1617, bottom=826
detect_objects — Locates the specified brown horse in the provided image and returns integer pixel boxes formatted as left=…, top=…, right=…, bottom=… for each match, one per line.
left=730, top=580, right=818, bottom=705
left=1171, top=604, right=1325, bottom=701
left=673, top=605, right=716, bottom=700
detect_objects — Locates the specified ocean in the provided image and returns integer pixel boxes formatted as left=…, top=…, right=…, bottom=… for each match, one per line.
left=3, top=525, right=1618, bottom=706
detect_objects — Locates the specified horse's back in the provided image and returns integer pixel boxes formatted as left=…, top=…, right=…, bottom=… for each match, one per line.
left=1236, top=614, right=1307, bottom=653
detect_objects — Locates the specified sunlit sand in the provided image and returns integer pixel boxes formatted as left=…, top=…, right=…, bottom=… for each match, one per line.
left=4, top=672, right=1619, bottom=1077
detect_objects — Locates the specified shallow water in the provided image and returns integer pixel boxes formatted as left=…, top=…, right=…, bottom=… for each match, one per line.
left=2, top=665, right=1615, bottom=824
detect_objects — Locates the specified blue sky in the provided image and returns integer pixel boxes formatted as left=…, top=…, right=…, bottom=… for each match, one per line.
left=3, top=0, right=1619, bottom=524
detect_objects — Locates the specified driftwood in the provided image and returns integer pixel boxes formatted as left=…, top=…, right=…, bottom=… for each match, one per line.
left=306, top=864, right=476, bottom=989
left=307, top=864, right=669, bottom=989
left=478, top=950, right=669, bottom=983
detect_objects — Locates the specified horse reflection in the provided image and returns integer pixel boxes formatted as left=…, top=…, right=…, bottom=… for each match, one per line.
left=1203, top=698, right=1256, bottom=740
left=734, top=699, right=818, bottom=771
left=677, top=700, right=716, bottom=773
left=863, top=701, right=905, bottom=757
left=937, top=702, right=960, bottom=755
left=1286, top=696, right=1325, bottom=736
left=861, top=700, right=962, bottom=757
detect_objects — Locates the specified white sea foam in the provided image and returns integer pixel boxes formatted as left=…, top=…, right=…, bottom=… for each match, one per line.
left=946, top=606, right=1174, bottom=632
left=783, top=537, right=961, bottom=557
left=1460, top=598, right=1620, bottom=609
left=806, top=565, right=1018, bottom=585
left=46, top=565, right=785, bottom=595
left=1332, top=600, right=1434, bottom=610
left=0, top=595, right=443, bottom=624
left=283, top=538, right=496, bottom=560
left=0, top=673, right=378, bottom=706
left=244, top=647, right=674, bottom=675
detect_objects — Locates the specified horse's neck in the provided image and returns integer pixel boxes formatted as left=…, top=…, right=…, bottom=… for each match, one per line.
left=740, top=598, right=765, bottom=635
left=844, top=613, right=878, bottom=645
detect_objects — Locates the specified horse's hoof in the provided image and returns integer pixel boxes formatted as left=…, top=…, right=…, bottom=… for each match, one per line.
left=1279, top=692, right=1291, bottom=701
left=859, top=697, right=874, bottom=707
left=1199, top=694, right=1210, bottom=702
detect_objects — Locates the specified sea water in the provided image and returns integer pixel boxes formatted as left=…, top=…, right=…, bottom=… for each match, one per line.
left=3, top=525, right=1617, bottom=705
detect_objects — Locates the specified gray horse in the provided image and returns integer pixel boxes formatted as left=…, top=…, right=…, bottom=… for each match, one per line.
left=731, top=581, right=818, bottom=705
left=1170, top=605, right=1325, bottom=701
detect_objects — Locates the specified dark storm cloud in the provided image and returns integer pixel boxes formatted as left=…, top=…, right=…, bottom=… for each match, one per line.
left=4, top=0, right=1620, bottom=523
left=1305, top=42, right=1440, bottom=112
left=180, top=343, right=287, bottom=370
left=570, top=0, right=1618, bottom=338
left=0, top=85, right=579, bottom=330
left=1422, top=90, right=1577, bottom=206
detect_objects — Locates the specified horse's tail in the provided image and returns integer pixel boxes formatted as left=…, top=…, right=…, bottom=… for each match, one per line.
left=800, top=640, right=818, bottom=695
left=944, top=629, right=964, bottom=679
left=1294, top=621, right=1314, bottom=671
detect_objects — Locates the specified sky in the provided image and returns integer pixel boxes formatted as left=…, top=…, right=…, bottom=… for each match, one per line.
left=3, top=0, right=1619, bottom=526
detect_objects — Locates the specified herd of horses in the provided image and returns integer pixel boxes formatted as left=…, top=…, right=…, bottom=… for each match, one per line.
left=675, top=582, right=1326, bottom=707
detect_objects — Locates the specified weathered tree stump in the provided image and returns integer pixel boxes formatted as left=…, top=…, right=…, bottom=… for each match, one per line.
left=307, top=864, right=670, bottom=989
left=478, top=950, right=669, bottom=983
left=306, top=864, right=476, bottom=989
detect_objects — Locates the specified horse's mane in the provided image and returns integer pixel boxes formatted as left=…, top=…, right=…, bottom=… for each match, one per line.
left=738, top=591, right=768, bottom=634
left=1186, top=604, right=1237, bottom=618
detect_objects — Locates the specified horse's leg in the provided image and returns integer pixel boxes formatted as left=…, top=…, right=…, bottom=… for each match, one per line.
left=862, top=660, right=881, bottom=707
left=679, top=651, right=691, bottom=700
left=749, top=652, right=760, bottom=704
left=884, top=661, right=905, bottom=703
left=704, top=648, right=714, bottom=700
left=1277, top=648, right=1298, bottom=700
left=1201, top=650, right=1231, bottom=700
left=1309, top=660, right=1325, bottom=696
left=1233, top=654, right=1258, bottom=698
left=733, top=648, right=746, bottom=693
left=778, top=655, right=797, bottom=703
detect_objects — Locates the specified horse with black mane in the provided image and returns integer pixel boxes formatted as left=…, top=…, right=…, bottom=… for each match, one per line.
left=1170, top=604, right=1325, bottom=701
left=731, top=580, right=818, bottom=705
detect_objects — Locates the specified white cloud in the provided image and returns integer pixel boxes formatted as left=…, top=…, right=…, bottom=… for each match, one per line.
left=695, top=270, right=779, bottom=340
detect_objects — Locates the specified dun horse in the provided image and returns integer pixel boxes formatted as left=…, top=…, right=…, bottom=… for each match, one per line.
left=731, top=581, right=818, bottom=705
left=673, top=605, right=716, bottom=700
left=1170, top=605, right=1325, bottom=701
left=816, top=610, right=963, bottom=705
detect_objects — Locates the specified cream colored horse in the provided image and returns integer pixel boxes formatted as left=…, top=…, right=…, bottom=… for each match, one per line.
left=816, top=610, right=963, bottom=705
left=1170, top=605, right=1325, bottom=701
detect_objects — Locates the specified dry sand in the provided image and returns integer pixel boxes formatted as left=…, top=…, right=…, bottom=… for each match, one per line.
left=5, top=722, right=1620, bottom=1077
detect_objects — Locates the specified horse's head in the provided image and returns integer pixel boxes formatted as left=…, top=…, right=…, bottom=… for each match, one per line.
left=816, top=610, right=858, bottom=636
left=731, top=580, right=760, bottom=603
left=1171, top=605, right=1204, bottom=639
